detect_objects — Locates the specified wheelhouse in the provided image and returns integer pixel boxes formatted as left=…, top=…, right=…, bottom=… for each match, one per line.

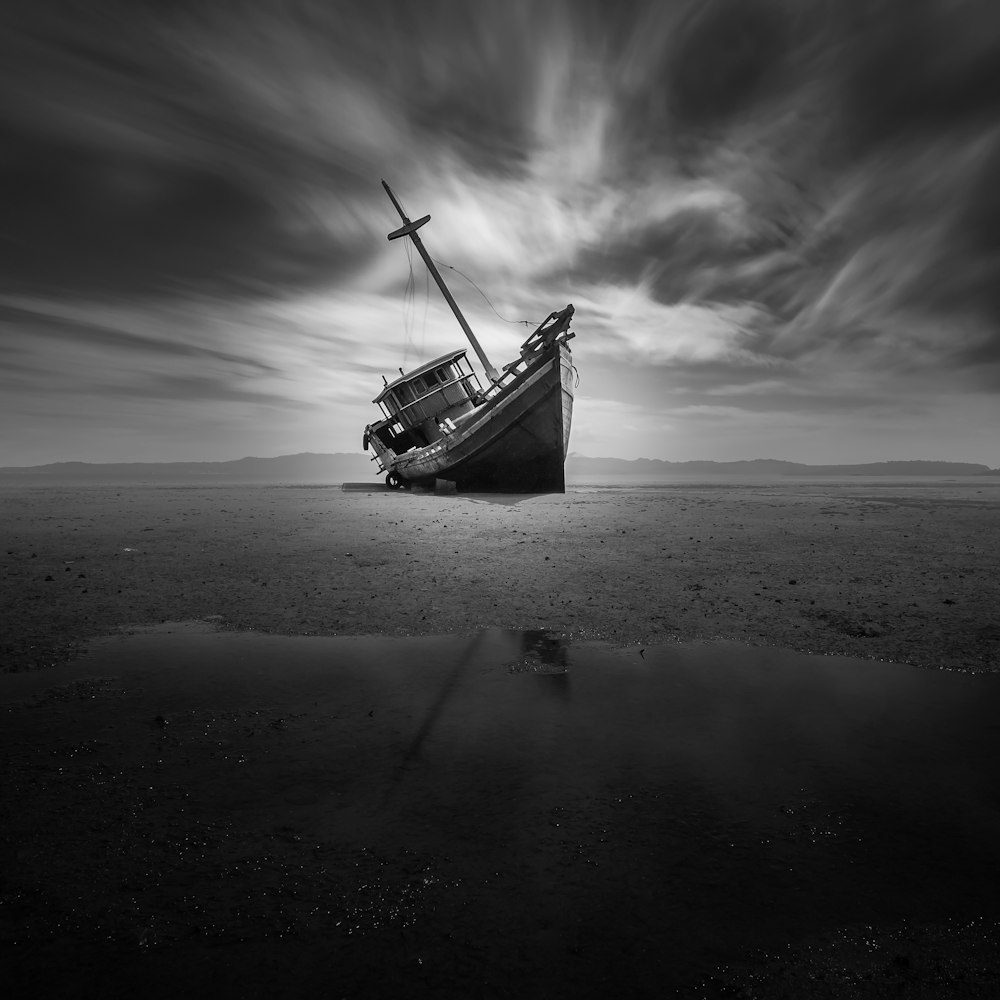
left=368, top=350, right=484, bottom=456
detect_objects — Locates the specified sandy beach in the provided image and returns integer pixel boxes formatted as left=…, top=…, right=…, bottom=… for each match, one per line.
left=3, top=480, right=1000, bottom=997
left=3, top=480, right=999, bottom=674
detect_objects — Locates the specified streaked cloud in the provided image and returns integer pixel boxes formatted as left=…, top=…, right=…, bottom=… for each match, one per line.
left=1, top=0, right=998, bottom=465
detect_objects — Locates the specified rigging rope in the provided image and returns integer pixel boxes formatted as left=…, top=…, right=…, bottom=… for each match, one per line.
left=402, top=239, right=416, bottom=369
left=400, top=241, right=434, bottom=370
left=431, top=257, right=539, bottom=328
left=398, top=251, right=546, bottom=375
left=421, top=263, right=429, bottom=362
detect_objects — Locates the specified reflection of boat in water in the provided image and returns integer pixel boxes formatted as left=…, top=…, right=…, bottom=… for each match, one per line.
left=364, top=181, right=577, bottom=494
left=505, top=630, right=569, bottom=674
left=505, top=629, right=571, bottom=702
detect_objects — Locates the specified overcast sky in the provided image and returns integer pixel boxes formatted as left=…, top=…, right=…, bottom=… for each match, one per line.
left=2, top=0, right=999, bottom=466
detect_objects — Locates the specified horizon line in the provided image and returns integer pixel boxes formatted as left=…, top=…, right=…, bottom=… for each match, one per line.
left=1, top=452, right=998, bottom=473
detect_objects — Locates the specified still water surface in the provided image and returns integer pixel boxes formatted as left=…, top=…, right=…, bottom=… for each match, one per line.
left=5, top=625, right=1000, bottom=996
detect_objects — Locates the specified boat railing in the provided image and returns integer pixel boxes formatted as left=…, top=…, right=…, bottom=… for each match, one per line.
left=494, top=304, right=575, bottom=385
left=484, top=314, right=575, bottom=395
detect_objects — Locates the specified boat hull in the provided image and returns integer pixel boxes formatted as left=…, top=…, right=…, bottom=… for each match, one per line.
left=389, top=342, right=574, bottom=493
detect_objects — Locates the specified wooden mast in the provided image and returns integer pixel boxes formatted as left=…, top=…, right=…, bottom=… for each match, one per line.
left=382, top=179, right=500, bottom=383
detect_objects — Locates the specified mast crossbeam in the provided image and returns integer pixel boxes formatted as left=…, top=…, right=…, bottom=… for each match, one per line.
left=381, top=179, right=500, bottom=383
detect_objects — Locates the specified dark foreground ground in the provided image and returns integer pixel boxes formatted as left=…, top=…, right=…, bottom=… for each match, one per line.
left=4, top=624, right=1000, bottom=998
left=2, top=482, right=999, bottom=996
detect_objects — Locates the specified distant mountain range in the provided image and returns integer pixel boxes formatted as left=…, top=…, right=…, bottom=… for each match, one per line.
left=0, top=453, right=374, bottom=483
left=565, top=456, right=1000, bottom=477
left=0, top=452, right=997, bottom=483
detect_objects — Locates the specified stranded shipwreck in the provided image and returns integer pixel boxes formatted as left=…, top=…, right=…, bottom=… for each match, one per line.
left=363, top=181, right=577, bottom=493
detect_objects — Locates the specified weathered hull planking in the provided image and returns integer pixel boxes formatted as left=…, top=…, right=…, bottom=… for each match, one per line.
left=391, top=342, right=574, bottom=493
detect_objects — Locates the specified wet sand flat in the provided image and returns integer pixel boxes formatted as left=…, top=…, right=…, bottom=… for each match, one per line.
left=2, top=479, right=999, bottom=673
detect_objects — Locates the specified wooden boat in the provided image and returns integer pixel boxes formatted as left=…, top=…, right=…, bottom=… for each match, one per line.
left=364, top=181, right=577, bottom=493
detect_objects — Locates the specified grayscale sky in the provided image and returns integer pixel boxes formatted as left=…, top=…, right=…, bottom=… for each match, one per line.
left=2, top=0, right=999, bottom=466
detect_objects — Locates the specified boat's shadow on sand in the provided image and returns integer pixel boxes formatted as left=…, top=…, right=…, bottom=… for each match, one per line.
left=454, top=492, right=549, bottom=505
left=341, top=483, right=547, bottom=504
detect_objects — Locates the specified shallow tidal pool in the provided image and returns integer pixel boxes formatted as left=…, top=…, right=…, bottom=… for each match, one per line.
left=3, top=624, right=1000, bottom=997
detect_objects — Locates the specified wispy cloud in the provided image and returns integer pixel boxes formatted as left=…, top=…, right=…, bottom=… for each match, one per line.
left=1, top=0, right=998, bottom=464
